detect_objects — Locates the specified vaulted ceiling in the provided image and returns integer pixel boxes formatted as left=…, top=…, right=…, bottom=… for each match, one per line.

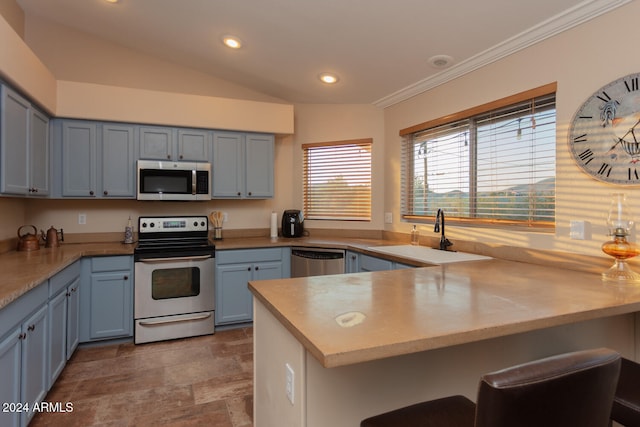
left=16, top=0, right=628, bottom=106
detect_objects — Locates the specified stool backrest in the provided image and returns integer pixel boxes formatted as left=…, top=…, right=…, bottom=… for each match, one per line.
left=475, top=348, right=620, bottom=427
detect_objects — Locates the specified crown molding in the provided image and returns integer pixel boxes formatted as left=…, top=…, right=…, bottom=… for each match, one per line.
left=373, top=0, right=632, bottom=109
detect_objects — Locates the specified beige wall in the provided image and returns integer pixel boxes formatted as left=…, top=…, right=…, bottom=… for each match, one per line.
left=291, top=104, right=385, bottom=231
left=384, top=0, right=640, bottom=259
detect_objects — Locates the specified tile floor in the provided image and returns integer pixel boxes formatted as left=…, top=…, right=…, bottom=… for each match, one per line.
left=30, top=327, right=254, bottom=427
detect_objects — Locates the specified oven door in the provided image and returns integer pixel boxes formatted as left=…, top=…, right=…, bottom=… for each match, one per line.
left=134, top=254, right=214, bottom=319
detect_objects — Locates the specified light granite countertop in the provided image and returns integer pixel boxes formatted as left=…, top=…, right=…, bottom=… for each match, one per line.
left=0, top=236, right=399, bottom=312
left=249, top=259, right=640, bottom=368
left=0, top=243, right=135, bottom=310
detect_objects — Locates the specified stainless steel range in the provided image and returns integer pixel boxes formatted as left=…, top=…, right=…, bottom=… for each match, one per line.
left=134, top=216, right=215, bottom=344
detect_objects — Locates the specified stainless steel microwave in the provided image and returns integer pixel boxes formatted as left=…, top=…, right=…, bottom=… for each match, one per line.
left=137, top=160, right=211, bottom=201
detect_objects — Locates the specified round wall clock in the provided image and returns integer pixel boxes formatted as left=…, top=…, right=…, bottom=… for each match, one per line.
left=569, top=72, right=640, bottom=185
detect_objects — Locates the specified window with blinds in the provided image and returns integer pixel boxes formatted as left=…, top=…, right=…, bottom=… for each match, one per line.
left=303, top=138, right=372, bottom=221
left=401, top=87, right=556, bottom=229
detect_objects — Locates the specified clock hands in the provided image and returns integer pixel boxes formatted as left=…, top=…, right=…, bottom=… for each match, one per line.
left=608, top=117, right=640, bottom=152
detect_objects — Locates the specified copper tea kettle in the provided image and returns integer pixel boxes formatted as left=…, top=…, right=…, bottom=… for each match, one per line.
left=41, top=226, right=64, bottom=248
left=17, top=225, right=40, bottom=252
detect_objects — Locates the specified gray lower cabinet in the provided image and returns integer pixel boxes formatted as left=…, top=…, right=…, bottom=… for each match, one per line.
left=215, top=248, right=290, bottom=325
left=0, top=283, right=48, bottom=427
left=0, top=84, right=50, bottom=197
left=347, top=251, right=416, bottom=273
left=47, top=261, right=80, bottom=389
left=359, top=254, right=393, bottom=272
left=212, top=132, right=274, bottom=199
left=80, top=256, right=133, bottom=342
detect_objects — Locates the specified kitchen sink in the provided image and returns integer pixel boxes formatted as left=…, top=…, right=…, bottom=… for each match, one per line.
left=366, top=245, right=492, bottom=265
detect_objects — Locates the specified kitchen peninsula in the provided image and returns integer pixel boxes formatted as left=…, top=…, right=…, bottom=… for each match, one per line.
left=249, top=259, right=640, bottom=427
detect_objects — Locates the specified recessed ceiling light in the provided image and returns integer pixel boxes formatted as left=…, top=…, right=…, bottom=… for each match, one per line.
left=104, top=0, right=119, bottom=3
left=319, top=73, right=339, bottom=84
left=222, top=36, right=242, bottom=49
left=428, top=55, right=454, bottom=69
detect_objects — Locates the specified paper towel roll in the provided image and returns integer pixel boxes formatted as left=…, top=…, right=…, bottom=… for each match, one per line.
left=270, top=212, right=278, bottom=238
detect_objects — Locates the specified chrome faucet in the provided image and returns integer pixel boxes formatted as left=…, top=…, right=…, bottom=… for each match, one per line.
left=434, top=208, right=453, bottom=251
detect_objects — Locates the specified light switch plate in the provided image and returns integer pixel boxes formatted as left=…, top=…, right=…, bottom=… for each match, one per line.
left=285, top=363, right=294, bottom=404
left=570, top=220, right=590, bottom=240
left=384, top=212, right=393, bottom=224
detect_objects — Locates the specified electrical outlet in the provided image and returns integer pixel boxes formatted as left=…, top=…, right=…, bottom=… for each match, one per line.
left=78, top=213, right=87, bottom=225
left=285, top=363, right=294, bottom=404
left=223, top=212, right=228, bottom=223
left=384, top=212, right=393, bottom=224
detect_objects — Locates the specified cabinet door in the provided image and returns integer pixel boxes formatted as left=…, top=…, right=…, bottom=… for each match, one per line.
left=178, top=129, right=209, bottom=161
left=245, top=133, right=274, bottom=198
left=359, top=254, right=393, bottom=272
left=29, top=109, right=50, bottom=196
left=62, top=121, right=97, bottom=197
left=1, top=86, right=30, bottom=195
left=47, top=291, right=67, bottom=389
left=21, top=304, right=48, bottom=426
left=346, top=251, right=360, bottom=273
left=253, top=261, right=284, bottom=281
left=0, top=328, right=21, bottom=427
left=66, top=278, right=80, bottom=359
left=139, top=126, right=174, bottom=160
left=89, top=271, right=132, bottom=340
left=101, top=124, right=135, bottom=197
left=212, top=132, right=243, bottom=197
left=215, top=263, right=253, bottom=324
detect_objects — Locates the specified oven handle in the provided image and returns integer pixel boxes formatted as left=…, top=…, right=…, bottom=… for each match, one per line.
left=138, top=254, right=212, bottom=263
left=138, top=312, right=212, bottom=327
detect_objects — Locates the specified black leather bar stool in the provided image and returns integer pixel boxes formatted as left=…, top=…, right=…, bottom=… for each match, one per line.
left=611, top=358, right=640, bottom=426
left=361, top=348, right=621, bottom=427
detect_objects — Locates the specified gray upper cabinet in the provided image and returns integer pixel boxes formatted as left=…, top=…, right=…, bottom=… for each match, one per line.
left=54, top=120, right=136, bottom=198
left=101, top=124, right=136, bottom=197
left=246, top=133, right=274, bottom=198
left=60, top=120, right=98, bottom=197
left=177, top=128, right=209, bottom=161
left=30, top=109, right=50, bottom=196
left=139, top=126, right=209, bottom=161
left=212, top=131, right=274, bottom=199
left=0, top=84, right=49, bottom=196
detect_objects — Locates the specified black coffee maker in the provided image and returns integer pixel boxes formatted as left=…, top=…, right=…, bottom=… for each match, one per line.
left=282, top=210, right=304, bottom=238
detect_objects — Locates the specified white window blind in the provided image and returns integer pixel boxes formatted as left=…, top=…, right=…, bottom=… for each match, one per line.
left=401, top=90, right=556, bottom=228
left=303, top=138, right=372, bottom=221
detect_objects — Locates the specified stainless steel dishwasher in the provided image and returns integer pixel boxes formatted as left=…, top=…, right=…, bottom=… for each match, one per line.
left=291, top=247, right=345, bottom=277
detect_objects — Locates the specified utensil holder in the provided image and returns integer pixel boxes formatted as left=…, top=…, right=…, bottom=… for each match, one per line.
left=213, top=227, right=223, bottom=240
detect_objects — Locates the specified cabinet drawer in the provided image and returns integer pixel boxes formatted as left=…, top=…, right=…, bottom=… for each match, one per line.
left=0, top=284, right=47, bottom=339
left=216, top=248, right=284, bottom=265
left=49, top=261, right=80, bottom=297
left=91, top=256, right=131, bottom=272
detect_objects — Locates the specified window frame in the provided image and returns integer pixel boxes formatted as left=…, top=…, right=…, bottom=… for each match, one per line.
left=400, top=83, right=557, bottom=231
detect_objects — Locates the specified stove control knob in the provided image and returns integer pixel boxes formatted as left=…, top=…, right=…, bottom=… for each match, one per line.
left=141, top=222, right=147, bottom=228
left=193, top=221, right=198, bottom=227
left=200, top=221, right=205, bottom=227
left=150, top=223, right=155, bottom=228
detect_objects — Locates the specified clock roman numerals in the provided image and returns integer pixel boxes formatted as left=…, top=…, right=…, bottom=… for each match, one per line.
left=573, top=134, right=587, bottom=143
left=578, top=148, right=594, bottom=164
left=597, top=163, right=612, bottom=177
left=596, top=91, right=611, bottom=103
left=625, top=77, right=639, bottom=92
left=630, top=167, right=640, bottom=181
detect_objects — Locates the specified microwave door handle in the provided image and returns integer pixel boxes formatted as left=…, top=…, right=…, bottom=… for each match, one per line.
left=192, top=169, right=197, bottom=195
